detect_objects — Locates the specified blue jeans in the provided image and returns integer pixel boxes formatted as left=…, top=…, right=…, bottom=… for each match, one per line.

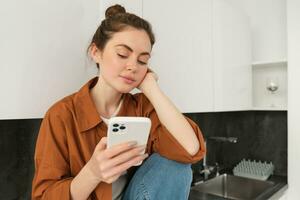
left=122, top=153, right=193, bottom=200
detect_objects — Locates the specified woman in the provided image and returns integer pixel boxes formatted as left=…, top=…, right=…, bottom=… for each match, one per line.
left=32, top=4, right=205, bottom=200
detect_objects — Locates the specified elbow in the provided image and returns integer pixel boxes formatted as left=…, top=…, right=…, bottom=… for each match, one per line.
left=187, top=141, right=200, bottom=156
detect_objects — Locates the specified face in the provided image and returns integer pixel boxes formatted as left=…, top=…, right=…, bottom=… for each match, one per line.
left=92, top=27, right=152, bottom=93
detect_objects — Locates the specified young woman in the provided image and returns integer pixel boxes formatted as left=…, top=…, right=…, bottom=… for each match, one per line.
left=32, top=4, right=205, bottom=200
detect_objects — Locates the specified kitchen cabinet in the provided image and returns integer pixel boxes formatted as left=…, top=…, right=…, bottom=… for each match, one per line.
left=252, top=60, right=287, bottom=110
left=0, top=0, right=252, bottom=119
left=224, top=0, right=287, bottom=111
left=143, top=0, right=214, bottom=112
left=143, top=0, right=252, bottom=112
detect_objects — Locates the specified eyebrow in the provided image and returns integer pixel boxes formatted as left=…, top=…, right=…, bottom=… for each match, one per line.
left=115, top=44, right=150, bottom=57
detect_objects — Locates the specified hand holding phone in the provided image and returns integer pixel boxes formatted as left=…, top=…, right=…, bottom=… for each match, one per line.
left=86, top=137, right=149, bottom=184
left=107, top=117, right=151, bottom=166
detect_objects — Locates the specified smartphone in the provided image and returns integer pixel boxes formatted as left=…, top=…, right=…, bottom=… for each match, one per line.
left=107, top=117, right=152, bottom=165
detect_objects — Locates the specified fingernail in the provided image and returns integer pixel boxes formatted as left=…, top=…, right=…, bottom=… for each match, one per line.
left=138, top=145, right=146, bottom=149
left=128, top=141, right=137, bottom=147
left=137, top=146, right=146, bottom=151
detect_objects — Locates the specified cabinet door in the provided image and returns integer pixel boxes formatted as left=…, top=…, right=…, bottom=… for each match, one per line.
left=0, top=0, right=99, bottom=119
left=213, top=0, right=252, bottom=111
left=143, top=0, right=214, bottom=113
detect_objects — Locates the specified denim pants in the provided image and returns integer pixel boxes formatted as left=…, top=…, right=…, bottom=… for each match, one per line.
left=122, top=153, right=193, bottom=200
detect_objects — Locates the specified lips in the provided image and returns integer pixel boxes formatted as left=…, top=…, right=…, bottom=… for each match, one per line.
left=120, top=75, right=135, bottom=84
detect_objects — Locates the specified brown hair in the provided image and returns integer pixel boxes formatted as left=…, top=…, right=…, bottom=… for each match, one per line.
left=88, top=4, right=155, bottom=69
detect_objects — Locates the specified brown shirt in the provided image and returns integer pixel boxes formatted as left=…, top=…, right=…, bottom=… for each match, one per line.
left=31, top=76, right=206, bottom=200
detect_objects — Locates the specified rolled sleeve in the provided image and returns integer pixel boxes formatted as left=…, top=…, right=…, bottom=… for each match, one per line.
left=32, top=107, right=73, bottom=199
left=137, top=93, right=206, bottom=164
left=32, top=164, right=73, bottom=199
left=156, top=116, right=206, bottom=163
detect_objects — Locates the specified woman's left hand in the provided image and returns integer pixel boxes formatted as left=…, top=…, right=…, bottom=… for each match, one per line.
left=137, top=67, right=159, bottom=93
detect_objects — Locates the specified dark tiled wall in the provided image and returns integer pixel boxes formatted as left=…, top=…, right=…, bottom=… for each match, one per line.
left=0, top=119, right=42, bottom=200
left=0, top=111, right=287, bottom=199
left=185, top=111, right=287, bottom=177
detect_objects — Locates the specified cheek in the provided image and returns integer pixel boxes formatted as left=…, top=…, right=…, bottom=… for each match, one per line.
left=136, top=67, right=148, bottom=81
left=102, top=58, right=123, bottom=77
left=142, top=67, right=148, bottom=76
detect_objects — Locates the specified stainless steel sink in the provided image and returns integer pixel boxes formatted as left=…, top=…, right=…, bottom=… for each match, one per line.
left=191, top=173, right=275, bottom=200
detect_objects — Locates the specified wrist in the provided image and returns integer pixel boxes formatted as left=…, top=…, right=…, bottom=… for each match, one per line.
left=84, top=161, right=102, bottom=184
left=70, top=161, right=101, bottom=200
left=142, top=82, right=161, bottom=98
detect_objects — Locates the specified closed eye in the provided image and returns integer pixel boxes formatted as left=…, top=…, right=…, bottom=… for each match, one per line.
left=118, top=53, right=147, bottom=65
left=118, top=54, right=127, bottom=58
left=138, top=61, right=147, bottom=65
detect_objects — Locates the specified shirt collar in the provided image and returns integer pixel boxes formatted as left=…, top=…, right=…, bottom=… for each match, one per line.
left=74, top=76, right=103, bottom=133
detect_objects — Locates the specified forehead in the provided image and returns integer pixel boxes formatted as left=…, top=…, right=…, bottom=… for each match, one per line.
left=108, top=27, right=152, bottom=53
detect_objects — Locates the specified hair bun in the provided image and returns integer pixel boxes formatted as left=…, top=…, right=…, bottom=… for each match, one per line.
left=105, top=4, right=126, bottom=18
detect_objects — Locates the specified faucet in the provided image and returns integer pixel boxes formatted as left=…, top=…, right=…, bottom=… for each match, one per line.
left=208, top=136, right=238, bottom=143
left=200, top=136, right=238, bottom=180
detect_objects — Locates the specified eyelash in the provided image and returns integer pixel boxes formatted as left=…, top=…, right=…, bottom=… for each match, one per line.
left=117, top=54, right=147, bottom=65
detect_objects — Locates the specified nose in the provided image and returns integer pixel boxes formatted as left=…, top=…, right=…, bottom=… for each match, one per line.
left=125, top=58, right=139, bottom=72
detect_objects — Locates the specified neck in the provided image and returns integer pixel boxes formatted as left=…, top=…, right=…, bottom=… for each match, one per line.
left=91, top=75, right=123, bottom=118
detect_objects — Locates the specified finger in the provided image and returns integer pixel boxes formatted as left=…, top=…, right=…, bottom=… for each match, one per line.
left=106, top=153, right=149, bottom=178
left=104, top=141, right=138, bottom=158
left=153, top=73, right=159, bottom=81
left=103, top=145, right=146, bottom=169
left=106, top=172, right=123, bottom=184
left=147, top=67, right=153, bottom=73
left=147, top=67, right=156, bottom=74
left=147, top=67, right=158, bottom=81
left=95, top=137, right=107, bottom=151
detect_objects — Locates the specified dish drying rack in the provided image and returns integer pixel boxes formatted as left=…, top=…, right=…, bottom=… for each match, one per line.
left=233, top=159, right=274, bottom=181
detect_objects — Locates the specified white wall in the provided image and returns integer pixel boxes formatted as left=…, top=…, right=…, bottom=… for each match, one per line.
left=0, top=0, right=99, bottom=119
left=226, top=0, right=287, bottom=62
left=286, top=0, right=300, bottom=198
left=99, top=0, right=142, bottom=21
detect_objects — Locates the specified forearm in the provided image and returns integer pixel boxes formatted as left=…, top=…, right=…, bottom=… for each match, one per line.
left=70, top=162, right=101, bottom=200
left=144, top=84, right=200, bottom=156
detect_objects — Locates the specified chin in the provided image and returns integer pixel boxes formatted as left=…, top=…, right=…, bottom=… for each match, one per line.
left=114, top=78, right=141, bottom=93
left=116, top=85, right=136, bottom=94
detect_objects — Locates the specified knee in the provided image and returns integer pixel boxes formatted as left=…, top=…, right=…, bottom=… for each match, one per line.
left=123, top=154, right=193, bottom=200
left=146, top=153, right=193, bottom=183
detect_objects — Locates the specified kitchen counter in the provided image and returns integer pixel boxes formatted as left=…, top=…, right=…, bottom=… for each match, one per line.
left=189, top=174, right=287, bottom=200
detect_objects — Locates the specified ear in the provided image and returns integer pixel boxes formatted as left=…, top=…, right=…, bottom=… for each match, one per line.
left=89, top=43, right=103, bottom=64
